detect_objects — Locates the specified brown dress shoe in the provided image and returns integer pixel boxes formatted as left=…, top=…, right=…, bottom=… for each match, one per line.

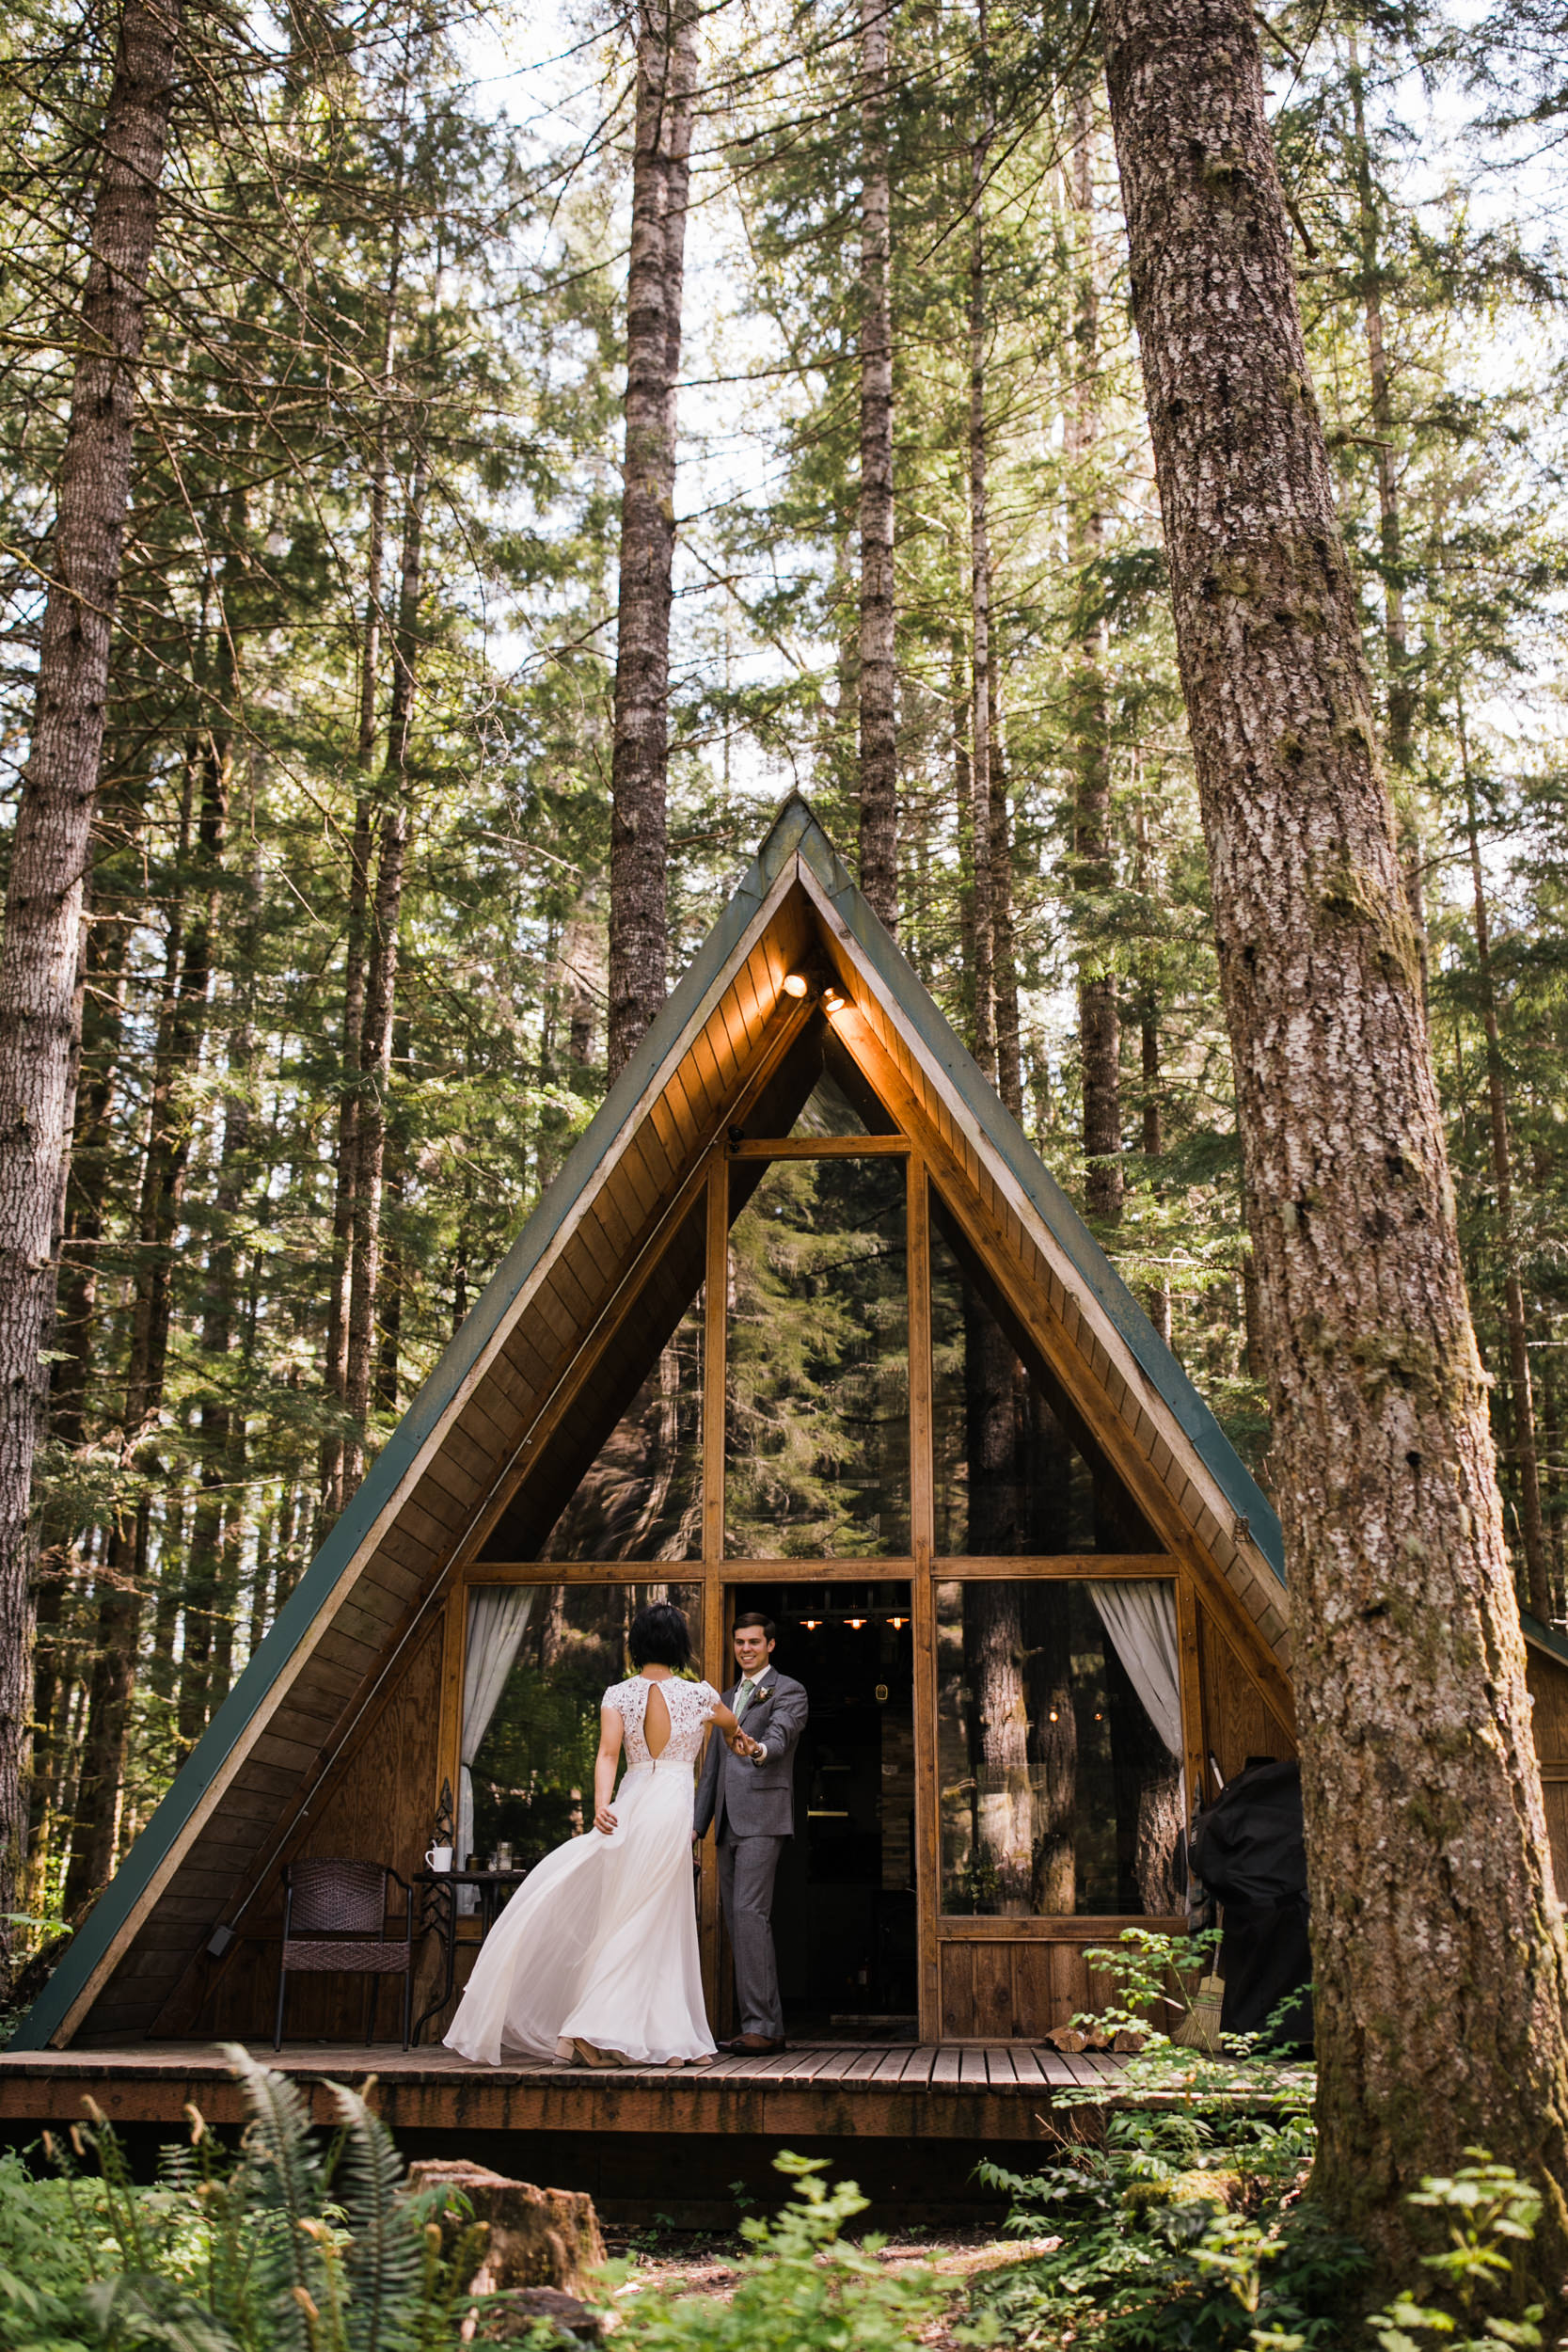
left=725, top=2033, right=787, bottom=2055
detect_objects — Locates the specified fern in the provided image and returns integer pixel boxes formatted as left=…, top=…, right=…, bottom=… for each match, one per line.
left=328, top=2079, right=422, bottom=2352
left=219, top=2042, right=326, bottom=2352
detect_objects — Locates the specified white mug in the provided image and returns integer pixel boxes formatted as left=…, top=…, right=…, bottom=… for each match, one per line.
left=426, top=1844, right=452, bottom=1872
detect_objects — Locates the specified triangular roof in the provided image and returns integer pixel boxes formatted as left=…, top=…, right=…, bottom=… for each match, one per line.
left=16, top=794, right=1288, bottom=2052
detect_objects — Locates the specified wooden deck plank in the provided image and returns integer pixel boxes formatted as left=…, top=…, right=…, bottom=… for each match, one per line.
left=779, top=2045, right=851, bottom=2083
left=0, top=2041, right=1137, bottom=2146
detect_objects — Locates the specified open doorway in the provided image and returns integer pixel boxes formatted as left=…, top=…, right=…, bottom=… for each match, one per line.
left=727, top=1581, right=916, bottom=2040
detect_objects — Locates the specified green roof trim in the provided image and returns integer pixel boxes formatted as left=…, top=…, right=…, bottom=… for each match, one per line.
left=13, top=792, right=1281, bottom=2052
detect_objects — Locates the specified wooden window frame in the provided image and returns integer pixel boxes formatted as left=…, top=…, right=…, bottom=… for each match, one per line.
left=443, top=1130, right=1207, bottom=2036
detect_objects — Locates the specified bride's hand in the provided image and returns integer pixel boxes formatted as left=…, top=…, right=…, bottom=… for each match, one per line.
left=594, top=1803, right=618, bottom=1835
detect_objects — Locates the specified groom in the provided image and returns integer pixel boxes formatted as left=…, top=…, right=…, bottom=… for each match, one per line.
left=693, top=1612, right=809, bottom=2054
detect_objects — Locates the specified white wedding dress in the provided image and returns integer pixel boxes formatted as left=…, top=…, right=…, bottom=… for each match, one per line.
left=444, top=1674, right=721, bottom=2066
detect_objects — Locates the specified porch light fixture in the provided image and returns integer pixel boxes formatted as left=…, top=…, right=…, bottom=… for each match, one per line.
left=783, top=972, right=810, bottom=998
left=822, top=986, right=846, bottom=1014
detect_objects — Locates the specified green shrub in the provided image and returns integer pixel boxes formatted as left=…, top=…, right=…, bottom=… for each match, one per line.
left=974, top=2107, right=1365, bottom=2351
left=612, top=2153, right=955, bottom=2352
left=0, top=2044, right=485, bottom=2352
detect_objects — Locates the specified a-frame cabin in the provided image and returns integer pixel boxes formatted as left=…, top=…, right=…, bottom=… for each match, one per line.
left=9, top=796, right=1568, bottom=2198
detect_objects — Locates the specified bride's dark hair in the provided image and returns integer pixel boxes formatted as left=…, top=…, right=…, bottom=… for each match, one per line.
left=628, top=1601, right=693, bottom=1672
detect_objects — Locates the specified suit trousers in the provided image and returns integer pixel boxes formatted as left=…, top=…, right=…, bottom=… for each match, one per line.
left=717, top=1826, right=785, bottom=2039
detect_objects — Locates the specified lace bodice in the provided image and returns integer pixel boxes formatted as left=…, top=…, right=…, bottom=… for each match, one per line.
left=606, top=1675, right=720, bottom=1768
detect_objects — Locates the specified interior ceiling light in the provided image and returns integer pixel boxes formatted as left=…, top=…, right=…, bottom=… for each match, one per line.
left=782, top=971, right=810, bottom=998
left=888, top=1615, right=908, bottom=1629
left=801, top=1618, right=821, bottom=1629
left=847, top=1617, right=864, bottom=1629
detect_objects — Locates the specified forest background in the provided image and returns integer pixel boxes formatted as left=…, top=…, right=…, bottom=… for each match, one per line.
left=2, top=0, right=1567, bottom=1953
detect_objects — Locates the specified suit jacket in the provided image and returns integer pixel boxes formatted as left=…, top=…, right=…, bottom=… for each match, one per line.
left=693, top=1669, right=809, bottom=1840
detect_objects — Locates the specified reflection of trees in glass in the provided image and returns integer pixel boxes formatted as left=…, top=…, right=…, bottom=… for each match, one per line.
left=930, top=1192, right=1157, bottom=1556
left=540, top=1301, right=704, bottom=1560
left=470, top=1581, right=700, bottom=1860
left=725, top=1156, right=910, bottom=1557
left=938, top=1579, right=1180, bottom=1916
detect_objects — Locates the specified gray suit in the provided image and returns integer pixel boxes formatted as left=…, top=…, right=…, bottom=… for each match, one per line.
left=693, top=1669, right=809, bottom=2039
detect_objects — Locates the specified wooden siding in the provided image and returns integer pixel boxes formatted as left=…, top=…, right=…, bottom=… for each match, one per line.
left=1197, top=1604, right=1297, bottom=1797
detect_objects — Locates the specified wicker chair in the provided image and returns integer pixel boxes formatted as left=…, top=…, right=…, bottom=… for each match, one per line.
left=273, top=1858, right=415, bottom=2051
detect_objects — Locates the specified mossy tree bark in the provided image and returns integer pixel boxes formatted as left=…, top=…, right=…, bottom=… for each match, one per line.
left=1101, top=0, right=1568, bottom=2292
left=607, top=0, right=696, bottom=1079
left=0, top=0, right=182, bottom=1979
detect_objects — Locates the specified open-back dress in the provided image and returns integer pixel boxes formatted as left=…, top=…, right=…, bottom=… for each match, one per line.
left=444, top=1674, right=720, bottom=2066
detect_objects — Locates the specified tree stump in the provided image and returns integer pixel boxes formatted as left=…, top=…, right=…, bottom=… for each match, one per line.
left=407, top=2160, right=606, bottom=2298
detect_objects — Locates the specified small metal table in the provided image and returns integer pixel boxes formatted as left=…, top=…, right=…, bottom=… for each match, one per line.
left=410, top=1867, right=530, bottom=2044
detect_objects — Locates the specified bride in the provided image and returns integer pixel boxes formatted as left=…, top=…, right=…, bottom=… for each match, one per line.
left=444, top=1600, right=758, bottom=2069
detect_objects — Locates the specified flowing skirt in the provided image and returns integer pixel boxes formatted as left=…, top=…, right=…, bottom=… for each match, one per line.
left=443, top=1759, right=715, bottom=2065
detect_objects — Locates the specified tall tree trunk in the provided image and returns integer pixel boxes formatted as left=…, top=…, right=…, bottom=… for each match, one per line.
left=989, top=677, right=1023, bottom=1119
left=966, top=0, right=995, bottom=1075
left=0, top=0, right=182, bottom=1977
left=606, top=0, right=696, bottom=1079
left=1347, top=34, right=1428, bottom=1005
left=344, top=456, right=425, bottom=1498
left=65, top=735, right=214, bottom=1914
left=1101, top=0, right=1568, bottom=2288
left=1133, top=801, right=1171, bottom=1344
left=1068, top=98, right=1122, bottom=1223
left=951, top=632, right=976, bottom=1032
left=856, top=0, right=897, bottom=930
left=179, top=776, right=253, bottom=1755
left=29, top=888, right=132, bottom=1893
left=320, top=223, right=404, bottom=1528
left=1459, top=721, right=1548, bottom=1617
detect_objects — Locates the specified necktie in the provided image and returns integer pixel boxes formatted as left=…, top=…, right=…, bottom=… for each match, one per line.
left=735, top=1677, right=758, bottom=1719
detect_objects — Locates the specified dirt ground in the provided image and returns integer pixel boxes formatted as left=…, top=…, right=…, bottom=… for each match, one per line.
left=599, top=2222, right=1059, bottom=2344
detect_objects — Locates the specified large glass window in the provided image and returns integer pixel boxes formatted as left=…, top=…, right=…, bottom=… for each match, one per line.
left=477, top=1202, right=705, bottom=1563
left=462, top=1581, right=704, bottom=1869
left=536, top=1291, right=703, bottom=1561
left=930, top=1187, right=1156, bottom=1554
left=936, top=1577, right=1185, bottom=1917
left=726, top=1155, right=910, bottom=1556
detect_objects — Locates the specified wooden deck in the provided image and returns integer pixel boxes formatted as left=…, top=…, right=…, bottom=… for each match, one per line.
left=0, top=2038, right=1123, bottom=2141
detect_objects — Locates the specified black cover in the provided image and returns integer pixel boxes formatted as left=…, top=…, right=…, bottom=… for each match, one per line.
left=1189, top=1758, right=1312, bottom=2052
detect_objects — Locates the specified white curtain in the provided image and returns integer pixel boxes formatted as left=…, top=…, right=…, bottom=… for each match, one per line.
left=1090, top=1580, right=1183, bottom=1758
left=457, top=1586, right=536, bottom=1908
